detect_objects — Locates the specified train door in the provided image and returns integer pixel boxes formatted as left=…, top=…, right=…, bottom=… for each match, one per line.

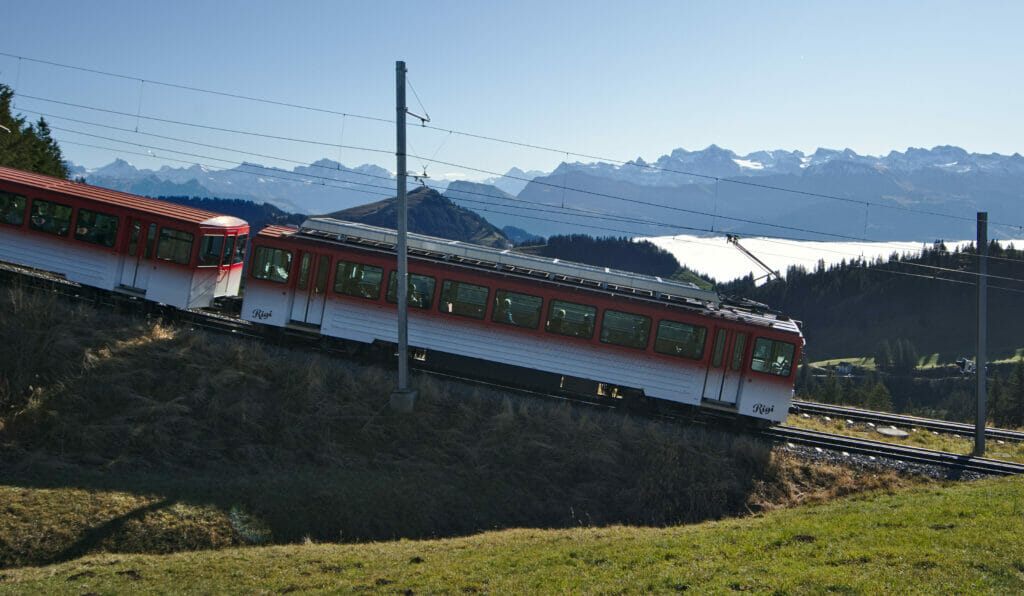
left=289, top=251, right=331, bottom=326
left=702, top=328, right=748, bottom=404
left=119, top=219, right=156, bottom=291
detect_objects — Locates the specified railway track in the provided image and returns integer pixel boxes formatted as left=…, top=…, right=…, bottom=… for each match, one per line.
left=6, top=264, right=1024, bottom=477
left=763, top=425, right=1024, bottom=477
left=791, top=399, right=1024, bottom=443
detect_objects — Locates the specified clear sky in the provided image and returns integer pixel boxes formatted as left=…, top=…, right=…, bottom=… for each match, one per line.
left=3, top=0, right=1023, bottom=181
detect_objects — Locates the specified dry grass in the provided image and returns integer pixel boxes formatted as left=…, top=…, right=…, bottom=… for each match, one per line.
left=0, top=281, right=924, bottom=568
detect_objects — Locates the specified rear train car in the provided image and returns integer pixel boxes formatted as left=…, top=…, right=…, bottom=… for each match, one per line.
left=241, top=218, right=803, bottom=423
left=0, top=165, right=248, bottom=308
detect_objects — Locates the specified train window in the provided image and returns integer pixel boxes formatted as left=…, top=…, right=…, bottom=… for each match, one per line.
left=144, top=223, right=157, bottom=259
left=387, top=271, right=437, bottom=310
left=654, top=320, right=708, bottom=360
left=599, top=309, right=652, bottom=350
left=0, top=191, right=27, bottom=226
left=156, top=227, right=195, bottom=265
left=251, top=246, right=293, bottom=283
left=296, top=253, right=312, bottom=290
left=750, top=338, right=796, bottom=377
left=545, top=299, right=596, bottom=339
left=492, top=289, right=543, bottom=329
left=197, top=235, right=226, bottom=267
left=439, top=280, right=489, bottom=319
left=233, top=234, right=248, bottom=264
left=28, top=198, right=72, bottom=237
left=711, top=329, right=727, bottom=367
left=334, top=260, right=383, bottom=300
left=223, top=235, right=236, bottom=266
left=730, top=332, right=748, bottom=371
left=314, top=255, right=330, bottom=293
left=73, top=208, right=120, bottom=248
left=127, top=221, right=141, bottom=256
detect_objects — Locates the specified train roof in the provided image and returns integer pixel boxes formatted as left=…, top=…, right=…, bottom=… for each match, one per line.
left=258, top=219, right=803, bottom=337
left=0, top=166, right=247, bottom=228
left=301, top=217, right=721, bottom=305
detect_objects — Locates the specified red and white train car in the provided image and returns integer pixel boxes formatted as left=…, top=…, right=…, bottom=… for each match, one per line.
left=242, top=218, right=803, bottom=423
left=0, top=166, right=248, bottom=309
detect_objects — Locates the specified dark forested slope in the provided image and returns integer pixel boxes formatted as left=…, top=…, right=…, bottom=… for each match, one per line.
left=719, top=242, right=1024, bottom=362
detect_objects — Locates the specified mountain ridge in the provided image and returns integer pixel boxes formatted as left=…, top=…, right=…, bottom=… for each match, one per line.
left=70, top=144, right=1024, bottom=241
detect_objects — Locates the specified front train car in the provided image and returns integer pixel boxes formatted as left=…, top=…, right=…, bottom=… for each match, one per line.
left=0, top=166, right=248, bottom=309
left=242, top=219, right=803, bottom=424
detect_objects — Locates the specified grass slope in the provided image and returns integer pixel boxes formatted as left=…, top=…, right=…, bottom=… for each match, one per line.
left=2, top=476, right=1023, bottom=593
left=0, top=282, right=914, bottom=570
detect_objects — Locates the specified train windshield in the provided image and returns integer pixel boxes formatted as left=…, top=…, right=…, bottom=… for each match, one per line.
left=233, top=234, right=248, bottom=264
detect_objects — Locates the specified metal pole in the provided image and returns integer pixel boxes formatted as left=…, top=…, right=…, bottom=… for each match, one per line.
left=975, top=212, right=987, bottom=455
left=390, top=60, right=416, bottom=413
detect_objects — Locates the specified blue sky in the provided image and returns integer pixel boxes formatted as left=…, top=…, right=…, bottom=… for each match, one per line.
left=3, top=0, right=1023, bottom=180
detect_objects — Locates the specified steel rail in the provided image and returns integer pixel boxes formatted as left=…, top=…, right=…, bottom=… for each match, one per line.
left=791, top=399, right=1024, bottom=443
left=765, top=425, right=1024, bottom=476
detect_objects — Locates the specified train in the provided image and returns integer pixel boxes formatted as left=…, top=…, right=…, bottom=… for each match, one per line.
left=0, top=165, right=248, bottom=309
left=0, top=165, right=803, bottom=424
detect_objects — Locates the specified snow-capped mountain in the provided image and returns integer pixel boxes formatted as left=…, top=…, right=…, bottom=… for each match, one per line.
left=72, top=145, right=1024, bottom=242
left=74, top=158, right=400, bottom=214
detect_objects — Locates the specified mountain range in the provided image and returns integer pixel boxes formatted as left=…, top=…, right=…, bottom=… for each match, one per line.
left=70, top=145, right=1024, bottom=241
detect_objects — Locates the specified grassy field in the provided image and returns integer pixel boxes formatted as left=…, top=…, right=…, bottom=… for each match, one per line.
left=1, top=476, right=1022, bottom=593
left=810, top=347, right=1024, bottom=372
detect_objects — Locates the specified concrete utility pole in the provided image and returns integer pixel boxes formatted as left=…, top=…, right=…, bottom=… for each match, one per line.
left=975, top=212, right=988, bottom=455
left=390, top=60, right=416, bottom=413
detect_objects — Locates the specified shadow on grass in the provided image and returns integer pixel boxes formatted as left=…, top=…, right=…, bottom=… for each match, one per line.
left=50, top=498, right=175, bottom=564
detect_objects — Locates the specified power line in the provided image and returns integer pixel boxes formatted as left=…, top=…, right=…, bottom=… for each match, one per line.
left=51, top=124, right=399, bottom=195
left=862, top=265, right=1024, bottom=295
left=24, top=107, right=397, bottom=185
left=6, top=51, right=1020, bottom=232
left=0, top=51, right=391, bottom=125
left=17, top=94, right=393, bottom=157
left=56, top=138, right=395, bottom=202
left=18, top=95, right=872, bottom=241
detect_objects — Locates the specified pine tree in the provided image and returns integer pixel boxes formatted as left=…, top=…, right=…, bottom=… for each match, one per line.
left=989, top=374, right=1008, bottom=427
left=1007, top=358, right=1024, bottom=429
left=874, top=339, right=893, bottom=370
left=0, top=83, right=68, bottom=178
left=865, top=382, right=893, bottom=412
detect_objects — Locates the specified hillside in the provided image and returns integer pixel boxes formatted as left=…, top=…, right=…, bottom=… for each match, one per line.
left=0, top=284, right=910, bottom=570
left=719, top=242, right=1024, bottom=362
left=157, top=195, right=306, bottom=232
left=324, top=186, right=512, bottom=248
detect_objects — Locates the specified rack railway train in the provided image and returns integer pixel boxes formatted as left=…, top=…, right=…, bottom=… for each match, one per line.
left=0, top=166, right=248, bottom=309
left=0, top=165, right=803, bottom=424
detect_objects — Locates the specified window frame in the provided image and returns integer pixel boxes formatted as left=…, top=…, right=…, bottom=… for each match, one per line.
left=197, top=234, right=226, bottom=267
left=386, top=270, right=437, bottom=310
left=333, top=259, right=384, bottom=300
left=653, top=319, right=708, bottom=361
left=749, top=337, right=797, bottom=378
left=491, top=289, right=544, bottom=329
left=28, top=198, right=73, bottom=237
left=0, top=191, right=28, bottom=227
left=155, top=226, right=195, bottom=265
left=250, top=245, right=294, bottom=284
left=544, top=299, right=597, bottom=340
left=438, top=279, right=490, bottom=320
left=598, top=309, right=652, bottom=350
